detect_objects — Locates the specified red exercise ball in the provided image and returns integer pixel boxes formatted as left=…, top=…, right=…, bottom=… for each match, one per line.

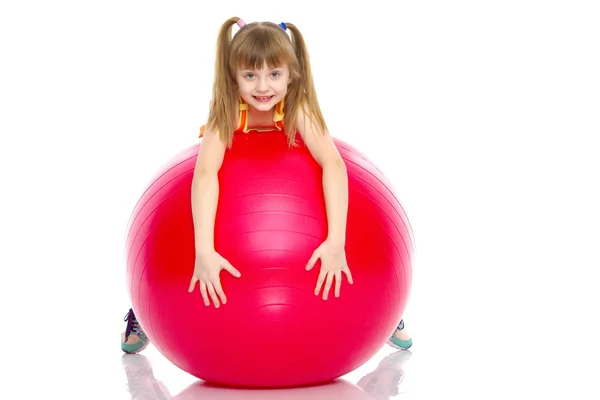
left=125, top=131, right=414, bottom=388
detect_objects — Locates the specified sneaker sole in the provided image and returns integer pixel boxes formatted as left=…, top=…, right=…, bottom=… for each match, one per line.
left=122, top=339, right=151, bottom=354
left=387, top=339, right=412, bottom=350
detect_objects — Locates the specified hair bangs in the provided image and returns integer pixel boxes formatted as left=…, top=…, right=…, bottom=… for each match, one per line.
left=230, top=27, right=294, bottom=71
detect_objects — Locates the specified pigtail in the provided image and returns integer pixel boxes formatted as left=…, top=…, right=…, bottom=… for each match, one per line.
left=206, top=17, right=242, bottom=147
left=284, top=23, right=328, bottom=146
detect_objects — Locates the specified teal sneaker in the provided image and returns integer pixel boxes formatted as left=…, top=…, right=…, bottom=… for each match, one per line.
left=121, top=308, right=150, bottom=354
left=387, top=319, right=413, bottom=350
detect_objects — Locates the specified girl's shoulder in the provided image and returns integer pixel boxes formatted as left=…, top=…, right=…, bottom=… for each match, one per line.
left=198, top=115, right=242, bottom=138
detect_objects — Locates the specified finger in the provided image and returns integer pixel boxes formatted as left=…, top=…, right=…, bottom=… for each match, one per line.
left=314, top=269, right=326, bottom=296
left=188, top=275, right=198, bottom=292
left=206, top=282, right=220, bottom=308
left=214, top=281, right=228, bottom=305
left=222, top=259, right=241, bottom=278
left=305, top=250, right=320, bottom=271
left=343, top=266, right=354, bottom=285
left=334, top=271, right=342, bottom=298
left=322, top=272, right=334, bottom=300
left=200, top=281, right=210, bottom=306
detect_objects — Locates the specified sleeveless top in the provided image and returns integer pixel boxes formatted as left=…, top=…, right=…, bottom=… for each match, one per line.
left=199, top=96, right=285, bottom=138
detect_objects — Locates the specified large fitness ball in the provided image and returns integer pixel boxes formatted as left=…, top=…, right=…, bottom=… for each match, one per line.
left=125, top=131, right=414, bottom=388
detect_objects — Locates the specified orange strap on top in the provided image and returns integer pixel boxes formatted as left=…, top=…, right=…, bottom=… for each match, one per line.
left=199, top=97, right=284, bottom=138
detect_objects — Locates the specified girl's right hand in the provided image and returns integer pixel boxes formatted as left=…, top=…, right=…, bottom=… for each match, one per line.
left=188, top=251, right=241, bottom=308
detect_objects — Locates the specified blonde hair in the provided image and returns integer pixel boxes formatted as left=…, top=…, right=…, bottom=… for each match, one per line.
left=205, top=17, right=327, bottom=147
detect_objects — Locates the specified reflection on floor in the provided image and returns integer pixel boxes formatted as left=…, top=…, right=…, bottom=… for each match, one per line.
left=122, top=349, right=412, bottom=400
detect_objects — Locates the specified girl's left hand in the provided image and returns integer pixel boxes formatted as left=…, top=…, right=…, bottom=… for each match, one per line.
left=306, top=240, right=354, bottom=300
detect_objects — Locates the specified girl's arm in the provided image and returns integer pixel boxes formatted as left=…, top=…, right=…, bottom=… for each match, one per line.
left=191, top=128, right=226, bottom=254
left=297, top=110, right=348, bottom=247
left=189, top=128, right=241, bottom=306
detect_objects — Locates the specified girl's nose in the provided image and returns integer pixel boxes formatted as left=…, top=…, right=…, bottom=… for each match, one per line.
left=256, top=78, right=269, bottom=92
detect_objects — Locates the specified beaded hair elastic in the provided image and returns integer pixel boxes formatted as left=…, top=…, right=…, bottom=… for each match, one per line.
left=236, top=19, right=287, bottom=31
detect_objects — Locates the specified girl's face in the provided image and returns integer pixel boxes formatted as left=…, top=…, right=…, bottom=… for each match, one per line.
left=235, top=62, right=291, bottom=112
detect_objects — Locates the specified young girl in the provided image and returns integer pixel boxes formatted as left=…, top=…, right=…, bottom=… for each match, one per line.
left=121, top=17, right=412, bottom=354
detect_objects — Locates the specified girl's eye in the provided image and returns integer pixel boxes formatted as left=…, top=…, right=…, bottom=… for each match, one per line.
left=245, top=73, right=255, bottom=79
left=271, top=72, right=280, bottom=78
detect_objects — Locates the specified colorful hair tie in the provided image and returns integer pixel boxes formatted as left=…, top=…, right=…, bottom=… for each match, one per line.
left=279, top=22, right=287, bottom=31
left=237, top=19, right=246, bottom=28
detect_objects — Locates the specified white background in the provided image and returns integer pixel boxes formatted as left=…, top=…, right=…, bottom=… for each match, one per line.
left=1, top=0, right=599, bottom=398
